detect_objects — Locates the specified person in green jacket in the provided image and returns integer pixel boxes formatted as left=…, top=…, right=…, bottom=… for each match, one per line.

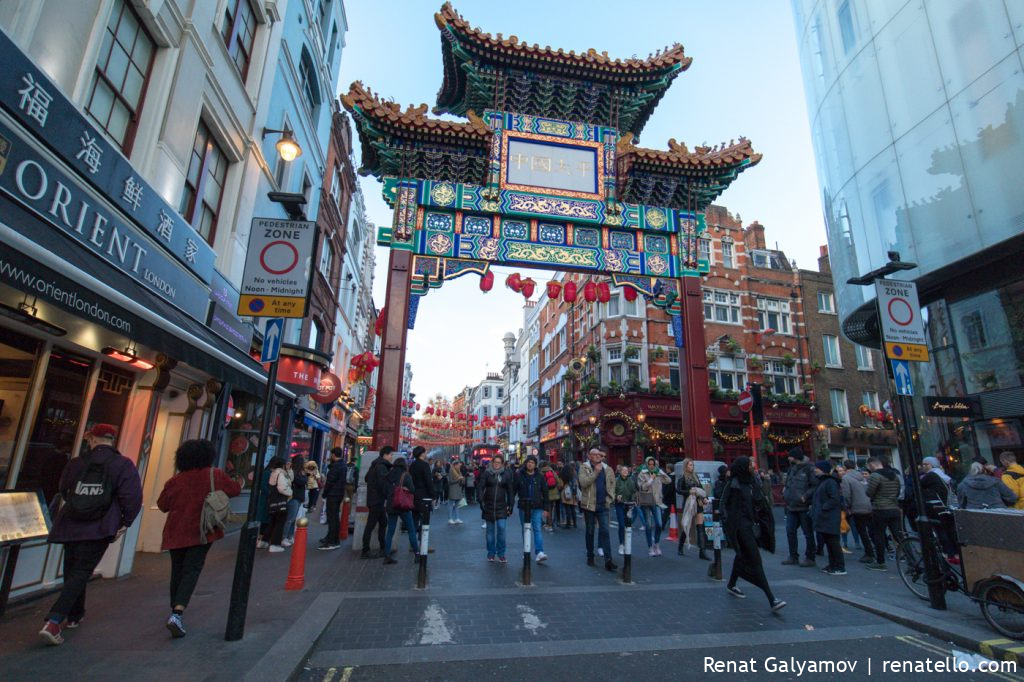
left=614, top=465, right=637, bottom=555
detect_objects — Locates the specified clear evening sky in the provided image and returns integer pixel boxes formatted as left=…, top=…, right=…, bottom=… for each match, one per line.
left=338, top=0, right=824, bottom=405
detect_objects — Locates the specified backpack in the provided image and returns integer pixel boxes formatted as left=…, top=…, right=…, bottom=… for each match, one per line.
left=200, top=467, right=231, bottom=542
left=544, top=470, right=557, bottom=488
left=64, top=451, right=115, bottom=521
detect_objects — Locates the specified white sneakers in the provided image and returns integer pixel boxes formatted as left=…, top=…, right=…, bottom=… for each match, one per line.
left=597, top=548, right=605, bottom=557
left=281, top=538, right=294, bottom=547
left=618, top=544, right=625, bottom=555
left=256, top=541, right=269, bottom=549
left=536, top=552, right=548, bottom=563
left=268, top=545, right=285, bottom=553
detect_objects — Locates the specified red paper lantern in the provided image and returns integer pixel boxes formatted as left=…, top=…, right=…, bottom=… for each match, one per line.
left=597, top=282, right=611, bottom=303
left=520, top=278, right=536, bottom=298
left=623, top=286, right=638, bottom=302
left=480, top=270, right=494, bottom=292
left=415, top=403, right=420, bottom=411
left=546, top=281, right=562, bottom=299
left=347, top=368, right=359, bottom=383
left=426, top=406, right=435, bottom=415
left=583, top=281, right=597, bottom=302
left=506, top=273, right=522, bottom=292
left=375, top=307, right=386, bottom=336
left=563, top=281, right=577, bottom=303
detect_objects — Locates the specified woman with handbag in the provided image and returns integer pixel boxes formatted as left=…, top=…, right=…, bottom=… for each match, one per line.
left=447, top=461, right=466, bottom=525
left=157, top=439, right=241, bottom=637
left=720, top=457, right=786, bottom=612
left=636, top=456, right=671, bottom=556
left=265, top=457, right=291, bottom=553
left=383, top=457, right=419, bottom=564
left=677, top=458, right=710, bottom=560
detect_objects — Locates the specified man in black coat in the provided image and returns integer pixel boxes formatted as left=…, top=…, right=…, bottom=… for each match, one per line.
left=409, top=446, right=435, bottom=548
left=360, top=446, right=393, bottom=558
left=319, top=448, right=347, bottom=549
left=781, top=447, right=818, bottom=567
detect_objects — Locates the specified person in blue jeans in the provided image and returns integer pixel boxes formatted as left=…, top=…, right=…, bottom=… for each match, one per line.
left=514, top=455, right=550, bottom=563
left=579, top=448, right=617, bottom=571
left=613, top=465, right=637, bottom=554
left=383, top=458, right=419, bottom=564
left=478, top=454, right=515, bottom=562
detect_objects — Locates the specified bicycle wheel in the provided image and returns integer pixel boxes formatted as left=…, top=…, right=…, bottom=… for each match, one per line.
left=978, top=579, right=1024, bottom=641
left=895, top=536, right=930, bottom=601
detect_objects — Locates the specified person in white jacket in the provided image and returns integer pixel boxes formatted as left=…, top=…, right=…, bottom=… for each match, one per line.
left=266, top=457, right=293, bottom=553
left=636, top=456, right=672, bottom=556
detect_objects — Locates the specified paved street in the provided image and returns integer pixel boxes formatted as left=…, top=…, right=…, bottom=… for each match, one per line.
left=1, top=506, right=1021, bottom=681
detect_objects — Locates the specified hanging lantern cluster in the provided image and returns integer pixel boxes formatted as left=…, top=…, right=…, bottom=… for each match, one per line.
left=374, top=307, right=386, bottom=336
left=348, top=351, right=379, bottom=383
left=401, top=399, right=421, bottom=411
left=493, top=272, right=640, bottom=305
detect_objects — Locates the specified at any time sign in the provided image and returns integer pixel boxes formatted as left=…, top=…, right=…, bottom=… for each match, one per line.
left=875, top=279, right=929, bottom=362
left=238, top=218, right=317, bottom=318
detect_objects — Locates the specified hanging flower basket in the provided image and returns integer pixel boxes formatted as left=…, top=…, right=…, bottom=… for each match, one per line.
left=624, top=345, right=641, bottom=360
left=782, top=353, right=796, bottom=368
left=586, top=344, right=601, bottom=363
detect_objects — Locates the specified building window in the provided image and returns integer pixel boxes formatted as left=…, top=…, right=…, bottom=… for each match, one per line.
left=763, top=359, right=798, bottom=395
left=309, top=320, right=322, bottom=351
left=855, top=344, right=874, bottom=370
left=837, top=0, right=856, bottom=54
left=221, top=0, right=257, bottom=81
left=830, top=389, right=849, bottom=425
left=558, top=328, right=567, bottom=354
left=823, top=335, right=842, bottom=367
left=482, top=406, right=489, bottom=418
left=86, top=0, right=155, bottom=153
left=861, top=391, right=880, bottom=427
left=318, top=240, right=334, bottom=280
left=721, top=239, right=734, bottom=269
left=668, top=350, right=680, bottom=391
left=817, top=291, right=835, bottom=313
left=703, top=289, right=742, bottom=324
left=483, top=386, right=490, bottom=399
left=709, top=355, right=746, bottom=391
left=698, top=238, right=712, bottom=264
left=497, top=387, right=504, bottom=398
left=756, top=297, right=791, bottom=334
left=959, top=310, right=988, bottom=351
left=298, top=47, right=321, bottom=114
left=607, top=345, right=622, bottom=362
left=179, top=120, right=228, bottom=243
left=623, top=290, right=639, bottom=316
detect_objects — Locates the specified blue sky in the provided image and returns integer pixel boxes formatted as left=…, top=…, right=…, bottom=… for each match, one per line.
left=337, top=0, right=824, bottom=403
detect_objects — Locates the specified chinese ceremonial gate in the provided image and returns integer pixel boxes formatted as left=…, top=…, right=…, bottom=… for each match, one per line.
left=345, top=3, right=761, bottom=458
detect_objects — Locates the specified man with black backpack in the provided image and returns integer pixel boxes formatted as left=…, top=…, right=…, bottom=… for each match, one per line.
left=39, top=424, right=142, bottom=646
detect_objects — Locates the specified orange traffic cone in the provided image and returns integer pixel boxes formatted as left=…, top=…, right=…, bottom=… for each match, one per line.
left=667, top=505, right=679, bottom=542
left=285, top=517, right=308, bottom=591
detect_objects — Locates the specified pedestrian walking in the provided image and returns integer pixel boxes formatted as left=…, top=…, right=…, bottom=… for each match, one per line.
left=383, top=457, right=419, bottom=564
left=636, top=455, right=671, bottom=557
left=539, top=460, right=560, bottom=531
left=447, top=460, right=466, bottom=524
left=514, top=455, right=550, bottom=563
left=38, top=424, right=143, bottom=646
left=465, top=466, right=476, bottom=504
left=719, top=456, right=786, bottom=612
left=578, top=448, right=617, bottom=571
left=318, top=449, right=346, bottom=550
left=781, top=447, right=818, bottom=567
left=839, top=459, right=875, bottom=564
left=409, top=446, right=434, bottom=539
left=283, top=455, right=306, bottom=547
left=614, top=465, right=636, bottom=555
left=265, top=457, right=292, bottom=552
left=559, top=460, right=579, bottom=528
left=156, top=439, right=241, bottom=638
left=865, top=455, right=903, bottom=570
left=478, top=454, right=515, bottom=562
left=677, top=457, right=709, bottom=560
left=810, top=461, right=846, bottom=575
left=303, top=459, right=322, bottom=513
left=432, top=460, right=447, bottom=507
left=958, top=461, right=1017, bottom=509
left=999, top=451, right=1024, bottom=509
left=361, top=446, right=393, bottom=558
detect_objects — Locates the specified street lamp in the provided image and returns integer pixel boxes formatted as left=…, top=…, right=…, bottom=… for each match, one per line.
left=262, top=127, right=303, bottom=162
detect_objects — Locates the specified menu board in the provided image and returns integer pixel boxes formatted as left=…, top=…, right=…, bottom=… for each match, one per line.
left=0, top=491, right=51, bottom=544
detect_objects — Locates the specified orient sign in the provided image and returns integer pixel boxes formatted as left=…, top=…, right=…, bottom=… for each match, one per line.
left=312, top=372, right=342, bottom=404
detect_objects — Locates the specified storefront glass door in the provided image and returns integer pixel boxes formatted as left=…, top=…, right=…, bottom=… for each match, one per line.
left=0, top=328, right=42, bottom=489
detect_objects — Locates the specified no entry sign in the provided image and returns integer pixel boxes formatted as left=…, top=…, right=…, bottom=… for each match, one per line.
left=738, top=390, right=753, bottom=412
left=238, top=218, right=317, bottom=318
left=874, top=279, right=929, bottom=362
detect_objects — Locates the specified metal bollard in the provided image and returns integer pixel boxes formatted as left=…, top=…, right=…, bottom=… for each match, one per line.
left=522, top=519, right=532, bottom=586
left=622, top=503, right=634, bottom=584
left=417, top=498, right=432, bottom=589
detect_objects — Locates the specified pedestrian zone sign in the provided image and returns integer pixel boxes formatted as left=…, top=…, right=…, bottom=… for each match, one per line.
left=891, top=359, right=914, bottom=396
left=875, top=279, right=929, bottom=362
left=238, top=218, right=317, bottom=318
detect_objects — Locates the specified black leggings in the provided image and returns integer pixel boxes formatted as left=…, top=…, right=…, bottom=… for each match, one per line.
left=169, top=544, right=212, bottom=610
left=728, top=525, right=775, bottom=604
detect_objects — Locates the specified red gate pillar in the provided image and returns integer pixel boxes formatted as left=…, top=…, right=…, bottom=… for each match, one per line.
left=677, top=276, right=714, bottom=460
left=371, top=249, right=412, bottom=450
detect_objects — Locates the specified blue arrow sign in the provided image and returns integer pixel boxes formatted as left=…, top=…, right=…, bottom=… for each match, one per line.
left=261, top=317, right=284, bottom=363
left=891, top=359, right=913, bottom=396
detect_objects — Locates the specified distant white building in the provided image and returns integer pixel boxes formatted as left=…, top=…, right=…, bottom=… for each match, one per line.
left=470, top=373, right=505, bottom=444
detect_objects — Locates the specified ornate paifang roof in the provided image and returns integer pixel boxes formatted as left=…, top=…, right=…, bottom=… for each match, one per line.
left=616, top=134, right=762, bottom=209
left=341, top=81, right=493, bottom=185
left=434, top=2, right=691, bottom=135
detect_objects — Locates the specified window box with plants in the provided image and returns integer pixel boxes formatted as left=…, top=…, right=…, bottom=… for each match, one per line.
left=747, top=355, right=764, bottom=372
left=624, top=345, right=641, bottom=360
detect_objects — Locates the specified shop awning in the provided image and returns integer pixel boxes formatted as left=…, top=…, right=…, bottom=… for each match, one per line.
left=0, top=199, right=288, bottom=398
left=298, top=409, right=332, bottom=433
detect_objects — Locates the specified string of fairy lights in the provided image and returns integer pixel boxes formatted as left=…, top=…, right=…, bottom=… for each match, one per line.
left=712, top=425, right=813, bottom=446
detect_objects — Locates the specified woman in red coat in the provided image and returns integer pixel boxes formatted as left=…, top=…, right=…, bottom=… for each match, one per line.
left=157, top=439, right=241, bottom=638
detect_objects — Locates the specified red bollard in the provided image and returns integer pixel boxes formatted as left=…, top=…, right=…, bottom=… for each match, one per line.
left=339, top=499, right=351, bottom=541
left=285, top=517, right=308, bottom=591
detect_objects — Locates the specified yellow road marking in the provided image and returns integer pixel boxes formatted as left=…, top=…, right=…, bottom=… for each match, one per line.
left=340, top=667, right=354, bottom=682
left=322, top=668, right=337, bottom=682
left=897, top=635, right=1022, bottom=681
left=983, top=639, right=1015, bottom=657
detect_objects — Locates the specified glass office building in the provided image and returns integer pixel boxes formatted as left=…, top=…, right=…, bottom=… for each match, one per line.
left=792, top=0, right=1024, bottom=468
